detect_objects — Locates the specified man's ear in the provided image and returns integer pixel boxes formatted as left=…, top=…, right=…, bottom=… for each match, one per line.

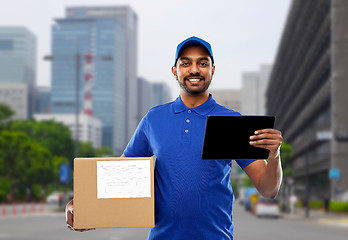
left=172, top=66, right=178, bottom=80
left=212, top=65, right=216, bottom=77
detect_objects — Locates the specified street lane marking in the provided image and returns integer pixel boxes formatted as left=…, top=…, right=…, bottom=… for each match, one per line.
left=318, top=218, right=348, bottom=227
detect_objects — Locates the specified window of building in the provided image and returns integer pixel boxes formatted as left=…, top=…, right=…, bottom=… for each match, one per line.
left=0, top=40, right=13, bottom=50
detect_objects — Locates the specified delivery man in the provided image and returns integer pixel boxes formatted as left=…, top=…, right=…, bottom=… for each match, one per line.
left=66, top=36, right=283, bottom=239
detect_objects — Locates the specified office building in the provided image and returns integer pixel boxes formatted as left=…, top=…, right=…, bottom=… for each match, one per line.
left=152, top=82, right=172, bottom=107
left=137, top=77, right=153, bottom=122
left=0, top=83, right=32, bottom=119
left=137, top=78, right=173, bottom=123
left=266, top=0, right=348, bottom=200
left=50, top=6, right=137, bottom=155
left=0, top=27, right=37, bottom=119
left=36, top=86, right=51, bottom=113
left=210, top=89, right=242, bottom=113
left=66, top=6, right=138, bottom=151
left=242, top=65, right=272, bottom=115
left=34, top=113, right=102, bottom=148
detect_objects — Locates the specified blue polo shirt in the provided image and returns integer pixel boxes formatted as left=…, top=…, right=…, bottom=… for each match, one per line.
left=124, top=95, right=256, bottom=240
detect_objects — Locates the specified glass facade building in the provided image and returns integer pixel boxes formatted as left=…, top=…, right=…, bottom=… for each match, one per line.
left=60, top=6, right=139, bottom=155
left=51, top=14, right=127, bottom=154
left=0, top=27, right=36, bottom=86
left=0, top=27, right=37, bottom=118
left=36, top=86, right=51, bottom=113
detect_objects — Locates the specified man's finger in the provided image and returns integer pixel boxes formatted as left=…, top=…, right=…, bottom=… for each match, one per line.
left=250, top=133, right=281, bottom=140
left=66, top=210, right=74, bottom=227
left=254, top=129, right=281, bottom=134
left=250, top=139, right=281, bottom=146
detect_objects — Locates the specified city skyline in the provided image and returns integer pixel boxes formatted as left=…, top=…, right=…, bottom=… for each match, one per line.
left=0, top=0, right=291, bottom=98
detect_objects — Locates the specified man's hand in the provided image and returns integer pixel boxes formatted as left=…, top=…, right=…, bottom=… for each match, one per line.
left=65, top=199, right=95, bottom=232
left=244, top=128, right=283, bottom=198
left=249, top=128, right=282, bottom=160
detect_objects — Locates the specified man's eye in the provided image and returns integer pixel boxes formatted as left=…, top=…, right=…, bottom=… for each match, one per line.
left=200, top=62, right=208, bottom=66
left=181, top=62, right=189, bottom=66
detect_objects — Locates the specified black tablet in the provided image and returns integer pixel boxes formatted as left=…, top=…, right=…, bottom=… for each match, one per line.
left=202, top=115, right=276, bottom=160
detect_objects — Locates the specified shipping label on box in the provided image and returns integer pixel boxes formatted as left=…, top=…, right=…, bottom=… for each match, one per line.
left=74, top=156, right=155, bottom=229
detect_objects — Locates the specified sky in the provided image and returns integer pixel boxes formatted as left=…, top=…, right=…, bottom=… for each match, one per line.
left=0, top=0, right=291, bottom=98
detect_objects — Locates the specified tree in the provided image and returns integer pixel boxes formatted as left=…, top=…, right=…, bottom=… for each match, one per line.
left=280, top=141, right=293, bottom=177
left=0, top=103, right=14, bottom=122
left=94, top=146, right=114, bottom=157
left=0, top=130, right=54, bottom=200
left=78, top=141, right=95, bottom=157
left=9, top=119, right=74, bottom=162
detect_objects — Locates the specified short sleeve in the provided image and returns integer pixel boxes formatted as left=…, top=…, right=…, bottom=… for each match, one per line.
left=235, top=159, right=257, bottom=169
left=123, top=115, right=151, bottom=157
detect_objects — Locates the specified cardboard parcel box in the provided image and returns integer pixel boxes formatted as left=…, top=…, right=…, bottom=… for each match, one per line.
left=74, top=157, right=155, bottom=229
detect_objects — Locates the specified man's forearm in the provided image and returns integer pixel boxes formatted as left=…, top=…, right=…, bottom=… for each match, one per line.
left=258, top=156, right=283, bottom=198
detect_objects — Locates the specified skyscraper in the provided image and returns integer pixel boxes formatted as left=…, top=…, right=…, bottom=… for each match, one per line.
left=152, top=82, right=172, bottom=107
left=210, top=89, right=242, bottom=113
left=0, top=27, right=37, bottom=119
left=242, top=64, right=272, bottom=115
left=36, top=86, right=51, bottom=113
left=50, top=6, right=137, bottom=155
left=67, top=6, right=138, bottom=152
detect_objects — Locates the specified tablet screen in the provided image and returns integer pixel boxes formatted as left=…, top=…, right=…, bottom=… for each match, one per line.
left=202, top=115, right=275, bottom=160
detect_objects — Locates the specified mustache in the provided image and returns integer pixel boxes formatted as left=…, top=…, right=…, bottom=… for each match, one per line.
left=184, top=74, right=205, bottom=81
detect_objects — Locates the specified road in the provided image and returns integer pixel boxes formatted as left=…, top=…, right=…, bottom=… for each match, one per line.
left=233, top=201, right=348, bottom=240
left=1, top=203, right=347, bottom=239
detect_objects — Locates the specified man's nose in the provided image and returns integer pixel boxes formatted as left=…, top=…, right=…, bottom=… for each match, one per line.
left=189, top=63, right=200, bottom=74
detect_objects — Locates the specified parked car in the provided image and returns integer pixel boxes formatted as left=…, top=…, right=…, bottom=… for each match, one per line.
left=46, top=191, right=73, bottom=205
left=255, top=197, right=280, bottom=218
left=46, top=192, right=61, bottom=204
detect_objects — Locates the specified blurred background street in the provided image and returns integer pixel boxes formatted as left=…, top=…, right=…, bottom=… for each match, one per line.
left=1, top=202, right=347, bottom=239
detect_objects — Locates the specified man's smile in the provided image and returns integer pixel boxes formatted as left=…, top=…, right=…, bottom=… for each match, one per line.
left=184, top=76, right=205, bottom=83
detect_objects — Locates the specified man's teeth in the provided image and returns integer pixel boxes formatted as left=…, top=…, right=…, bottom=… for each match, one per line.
left=189, top=79, right=201, bottom=82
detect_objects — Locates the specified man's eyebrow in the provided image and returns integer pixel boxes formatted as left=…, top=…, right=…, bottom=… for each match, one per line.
left=179, top=57, right=190, bottom=61
left=179, top=57, right=210, bottom=61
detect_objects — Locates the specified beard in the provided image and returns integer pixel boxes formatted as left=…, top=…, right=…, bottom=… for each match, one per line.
left=177, top=74, right=212, bottom=95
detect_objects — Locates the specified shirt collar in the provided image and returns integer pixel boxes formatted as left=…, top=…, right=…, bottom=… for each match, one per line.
left=173, top=94, right=217, bottom=116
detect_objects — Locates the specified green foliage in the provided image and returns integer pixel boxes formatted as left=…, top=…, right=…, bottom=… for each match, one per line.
left=79, top=141, right=95, bottom=157
left=283, top=168, right=294, bottom=177
left=295, top=200, right=348, bottom=212
left=242, top=176, right=254, bottom=187
left=31, top=184, right=43, bottom=200
left=0, top=103, right=14, bottom=122
left=0, top=177, right=11, bottom=202
left=9, top=119, right=74, bottom=161
left=329, top=201, right=348, bottom=212
left=280, top=141, right=293, bottom=177
left=79, top=142, right=115, bottom=157
left=231, top=179, right=240, bottom=198
left=308, top=201, right=324, bottom=209
left=0, top=117, right=115, bottom=201
left=52, top=156, right=70, bottom=182
left=94, top=146, right=114, bottom=157
left=0, top=130, right=54, bottom=200
left=280, top=141, right=292, bottom=163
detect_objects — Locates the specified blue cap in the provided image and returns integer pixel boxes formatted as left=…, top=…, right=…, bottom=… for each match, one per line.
left=174, top=36, right=214, bottom=66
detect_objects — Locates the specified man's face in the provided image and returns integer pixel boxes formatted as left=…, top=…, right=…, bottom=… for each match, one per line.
left=172, top=45, right=215, bottom=95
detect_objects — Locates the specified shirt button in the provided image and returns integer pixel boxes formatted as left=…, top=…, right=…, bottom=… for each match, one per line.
left=186, top=119, right=190, bottom=123
left=188, top=110, right=191, bottom=113
left=185, top=129, right=189, bottom=133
